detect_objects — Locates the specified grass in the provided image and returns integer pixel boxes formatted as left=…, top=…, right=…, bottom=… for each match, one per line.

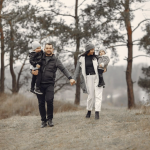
left=0, top=94, right=150, bottom=149
left=0, top=108, right=150, bottom=150
left=0, top=93, right=82, bottom=119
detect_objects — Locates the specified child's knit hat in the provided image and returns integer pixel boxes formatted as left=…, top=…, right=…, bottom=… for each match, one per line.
left=99, top=47, right=107, bottom=54
left=85, top=42, right=95, bottom=52
left=32, top=41, right=41, bottom=51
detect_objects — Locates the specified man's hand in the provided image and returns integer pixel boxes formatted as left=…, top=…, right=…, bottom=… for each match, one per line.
left=36, top=64, right=40, bottom=69
left=70, top=79, right=76, bottom=86
left=32, top=70, right=38, bottom=75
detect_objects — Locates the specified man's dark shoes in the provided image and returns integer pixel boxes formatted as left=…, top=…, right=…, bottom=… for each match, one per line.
left=41, top=121, right=47, bottom=128
left=34, top=87, right=43, bottom=95
left=30, top=88, right=35, bottom=94
left=86, top=111, right=91, bottom=118
left=95, top=111, right=99, bottom=120
left=47, top=119, right=54, bottom=127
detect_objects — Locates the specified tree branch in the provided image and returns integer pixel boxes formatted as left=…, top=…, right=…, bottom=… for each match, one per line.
left=133, top=55, right=150, bottom=59
left=130, top=5, right=145, bottom=12
left=133, top=39, right=140, bottom=43
left=133, top=19, right=150, bottom=33
left=17, top=54, right=28, bottom=92
left=78, top=0, right=86, bottom=8
left=54, top=82, right=69, bottom=94
left=107, top=44, right=127, bottom=49
left=37, top=9, right=75, bottom=18
left=124, top=55, right=150, bottom=61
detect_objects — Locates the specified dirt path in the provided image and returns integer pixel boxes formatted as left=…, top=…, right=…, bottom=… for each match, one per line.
left=0, top=108, right=150, bottom=150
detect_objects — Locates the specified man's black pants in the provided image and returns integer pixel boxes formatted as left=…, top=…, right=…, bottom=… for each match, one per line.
left=36, top=83, right=54, bottom=122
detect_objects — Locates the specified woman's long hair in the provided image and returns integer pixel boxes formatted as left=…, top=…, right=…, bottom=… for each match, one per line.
left=79, top=50, right=98, bottom=60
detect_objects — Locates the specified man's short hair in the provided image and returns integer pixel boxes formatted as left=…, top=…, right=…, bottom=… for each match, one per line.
left=45, top=43, right=53, bottom=47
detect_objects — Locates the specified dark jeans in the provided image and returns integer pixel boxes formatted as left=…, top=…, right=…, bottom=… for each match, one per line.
left=31, top=70, right=42, bottom=89
left=36, top=83, right=54, bottom=122
left=98, top=69, right=105, bottom=86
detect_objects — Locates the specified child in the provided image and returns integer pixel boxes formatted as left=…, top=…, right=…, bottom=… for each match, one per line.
left=29, top=41, right=43, bottom=94
left=97, top=48, right=110, bottom=87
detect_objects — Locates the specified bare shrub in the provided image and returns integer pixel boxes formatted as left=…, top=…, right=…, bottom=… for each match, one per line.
left=0, top=94, right=39, bottom=119
left=135, top=97, right=150, bottom=115
left=0, top=94, right=82, bottom=119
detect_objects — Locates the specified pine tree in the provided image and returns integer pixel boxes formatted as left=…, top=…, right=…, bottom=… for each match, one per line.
left=138, top=23, right=150, bottom=93
left=83, top=0, right=150, bottom=109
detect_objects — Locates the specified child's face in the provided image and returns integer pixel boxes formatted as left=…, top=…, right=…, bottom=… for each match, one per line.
left=99, top=50, right=105, bottom=56
left=34, top=47, right=41, bottom=53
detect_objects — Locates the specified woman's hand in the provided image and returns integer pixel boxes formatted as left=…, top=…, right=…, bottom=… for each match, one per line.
left=70, top=79, right=76, bottom=85
left=103, top=68, right=106, bottom=73
left=32, top=70, right=38, bottom=75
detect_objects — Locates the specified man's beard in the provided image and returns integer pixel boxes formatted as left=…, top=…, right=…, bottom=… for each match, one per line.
left=46, top=52, right=52, bottom=56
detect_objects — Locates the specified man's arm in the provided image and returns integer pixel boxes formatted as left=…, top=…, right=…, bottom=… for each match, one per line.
left=56, top=59, right=75, bottom=85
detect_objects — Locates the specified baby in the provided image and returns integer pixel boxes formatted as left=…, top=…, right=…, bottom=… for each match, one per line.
left=29, top=41, right=43, bottom=94
left=97, top=48, right=110, bottom=87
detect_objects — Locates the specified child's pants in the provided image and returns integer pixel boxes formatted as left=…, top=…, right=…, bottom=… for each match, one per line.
left=86, top=74, right=103, bottom=111
left=31, top=70, right=42, bottom=89
left=98, top=69, right=105, bottom=86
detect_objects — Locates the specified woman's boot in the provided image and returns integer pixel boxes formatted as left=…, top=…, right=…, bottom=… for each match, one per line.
left=95, top=111, right=99, bottom=120
left=86, top=111, right=91, bottom=118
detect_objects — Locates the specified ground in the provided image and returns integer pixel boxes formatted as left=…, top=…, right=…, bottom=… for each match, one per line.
left=0, top=108, right=150, bottom=150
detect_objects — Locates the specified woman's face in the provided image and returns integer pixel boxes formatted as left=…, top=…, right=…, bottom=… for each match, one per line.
left=88, top=49, right=95, bottom=55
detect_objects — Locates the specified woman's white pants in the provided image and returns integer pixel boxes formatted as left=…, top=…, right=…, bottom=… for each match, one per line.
left=86, top=74, right=103, bottom=111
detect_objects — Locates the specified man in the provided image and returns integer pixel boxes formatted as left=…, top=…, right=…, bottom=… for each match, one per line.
left=32, top=43, right=75, bottom=128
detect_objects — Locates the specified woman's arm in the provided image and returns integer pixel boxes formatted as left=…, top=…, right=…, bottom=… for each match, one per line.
left=73, top=59, right=81, bottom=81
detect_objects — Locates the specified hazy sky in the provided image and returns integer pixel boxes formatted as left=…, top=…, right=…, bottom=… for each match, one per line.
left=57, top=0, right=150, bottom=66
left=2, top=0, right=150, bottom=67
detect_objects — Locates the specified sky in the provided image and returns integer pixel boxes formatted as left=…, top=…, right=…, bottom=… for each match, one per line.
left=1, top=0, right=150, bottom=67
left=56, top=0, right=150, bottom=66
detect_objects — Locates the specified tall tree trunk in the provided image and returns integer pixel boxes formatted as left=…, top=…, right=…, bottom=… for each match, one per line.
left=0, top=0, right=5, bottom=93
left=74, top=0, right=80, bottom=105
left=124, top=0, right=135, bottom=109
left=9, top=21, right=17, bottom=93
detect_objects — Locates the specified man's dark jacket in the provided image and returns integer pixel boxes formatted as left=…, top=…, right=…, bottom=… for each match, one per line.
left=41, top=53, right=72, bottom=84
left=29, top=51, right=43, bottom=67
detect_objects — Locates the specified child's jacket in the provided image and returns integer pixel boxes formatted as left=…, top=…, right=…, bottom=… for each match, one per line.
left=29, top=50, right=43, bottom=68
left=97, top=55, right=110, bottom=70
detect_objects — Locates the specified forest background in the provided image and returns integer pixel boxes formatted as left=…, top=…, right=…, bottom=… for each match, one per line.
left=0, top=0, right=150, bottom=109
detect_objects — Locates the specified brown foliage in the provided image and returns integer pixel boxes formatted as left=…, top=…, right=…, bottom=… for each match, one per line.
left=0, top=93, right=82, bottom=119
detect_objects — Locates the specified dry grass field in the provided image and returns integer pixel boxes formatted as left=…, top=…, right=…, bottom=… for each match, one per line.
left=0, top=94, right=150, bottom=150
left=0, top=93, right=81, bottom=119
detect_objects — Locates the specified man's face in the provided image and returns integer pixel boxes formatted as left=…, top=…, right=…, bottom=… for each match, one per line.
left=44, top=44, right=54, bottom=56
left=34, top=47, right=41, bottom=53
left=88, top=48, right=95, bottom=55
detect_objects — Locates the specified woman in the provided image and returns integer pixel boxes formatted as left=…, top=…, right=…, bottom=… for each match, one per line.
left=73, top=43, right=106, bottom=119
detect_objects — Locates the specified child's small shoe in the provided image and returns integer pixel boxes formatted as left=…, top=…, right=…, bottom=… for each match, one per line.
left=34, top=87, right=43, bottom=95
left=30, top=88, right=35, bottom=94
left=98, top=83, right=105, bottom=87
left=98, top=84, right=103, bottom=87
